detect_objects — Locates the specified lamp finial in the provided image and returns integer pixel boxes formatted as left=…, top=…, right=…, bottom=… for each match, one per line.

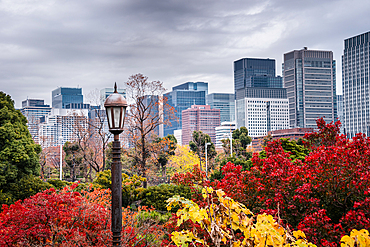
left=114, top=82, right=117, bottom=93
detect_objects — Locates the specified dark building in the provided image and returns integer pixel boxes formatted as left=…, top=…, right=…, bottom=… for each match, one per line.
left=164, top=82, right=208, bottom=136
left=234, top=58, right=289, bottom=134
left=206, top=93, right=235, bottom=123
left=52, top=87, right=83, bottom=109
left=234, top=58, right=283, bottom=91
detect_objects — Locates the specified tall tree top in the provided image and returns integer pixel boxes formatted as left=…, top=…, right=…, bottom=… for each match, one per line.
left=0, top=91, right=41, bottom=188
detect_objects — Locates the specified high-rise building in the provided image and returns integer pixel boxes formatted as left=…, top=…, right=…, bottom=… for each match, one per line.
left=215, top=121, right=236, bottom=150
left=52, top=87, right=83, bottom=109
left=342, top=31, right=370, bottom=137
left=38, top=108, right=89, bottom=148
left=22, top=99, right=45, bottom=108
left=283, top=47, right=337, bottom=128
left=173, top=129, right=182, bottom=146
left=207, top=93, right=235, bottom=123
left=234, top=58, right=289, bottom=136
left=234, top=58, right=283, bottom=91
left=21, top=99, right=52, bottom=143
left=142, top=95, right=162, bottom=137
left=182, top=105, right=220, bottom=145
left=337, top=94, right=344, bottom=133
left=100, top=88, right=126, bottom=107
left=164, top=82, right=208, bottom=136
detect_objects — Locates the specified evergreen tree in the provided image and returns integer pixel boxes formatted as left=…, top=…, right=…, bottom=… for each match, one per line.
left=0, top=92, right=43, bottom=204
left=189, top=131, right=216, bottom=172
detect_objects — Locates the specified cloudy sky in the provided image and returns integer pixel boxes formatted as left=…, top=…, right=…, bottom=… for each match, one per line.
left=1, top=0, right=370, bottom=108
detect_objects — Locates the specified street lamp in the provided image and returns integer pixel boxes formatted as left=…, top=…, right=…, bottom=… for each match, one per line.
left=205, top=142, right=211, bottom=179
left=59, top=136, right=63, bottom=180
left=104, top=82, right=127, bottom=247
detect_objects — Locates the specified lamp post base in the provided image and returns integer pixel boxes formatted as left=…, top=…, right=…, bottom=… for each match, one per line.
left=113, top=232, right=121, bottom=246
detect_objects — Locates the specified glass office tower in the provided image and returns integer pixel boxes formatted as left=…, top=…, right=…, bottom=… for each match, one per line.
left=342, top=31, right=370, bottom=137
left=283, top=48, right=337, bottom=128
left=164, top=82, right=208, bottom=136
left=52, top=87, right=83, bottom=109
left=206, top=93, right=235, bottom=123
left=234, top=58, right=289, bottom=136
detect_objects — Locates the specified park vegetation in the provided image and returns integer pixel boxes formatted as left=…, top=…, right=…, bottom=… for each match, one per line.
left=1, top=75, right=370, bottom=246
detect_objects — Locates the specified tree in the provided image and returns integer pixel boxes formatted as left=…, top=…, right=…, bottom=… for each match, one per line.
left=86, top=88, right=112, bottom=171
left=39, top=146, right=62, bottom=180
left=0, top=92, right=42, bottom=204
left=167, top=145, right=200, bottom=176
left=258, top=138, right=310, bottom=162
left=124, top=74, right=176, bottom=187
left=68, top=110, right=105, bottom=181
left=304, top=117, right=341, bottom=149
left=230, top=126, right=252, bottom=157
left=189, top=131, right=216, bottom=173
left=152, top=134, right=177, bottom=180
left=63, top=141, right=83, bottom=182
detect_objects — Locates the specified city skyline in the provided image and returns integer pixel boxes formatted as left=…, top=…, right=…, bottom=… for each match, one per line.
left=1, top=0, right=370, bottom=108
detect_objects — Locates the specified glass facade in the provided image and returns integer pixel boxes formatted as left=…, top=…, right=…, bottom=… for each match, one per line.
left=342, top=31, right=370, bottom=137
left=164, top=82, right=208, bottom=136
left=283, top=48, right=337, bottom=128
left=234, top=58, right=280, bottom=91
left=206, top=93, right=235, bottom=123
left=234, top=58, right=288, bottom=131
left=52, top=87, right=83, bottom=109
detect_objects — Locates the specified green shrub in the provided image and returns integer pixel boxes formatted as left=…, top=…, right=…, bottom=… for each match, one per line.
left=93, top=170, right=146, bottom=207
left=10, top=175, right=53, bottom=202
left=0, top=191, right=14, bottom=206
left=47, top=179, right=70, bottom=190
left=136, top=210, right=171, bottom=225
left=139, top=184, right=192, bottom=212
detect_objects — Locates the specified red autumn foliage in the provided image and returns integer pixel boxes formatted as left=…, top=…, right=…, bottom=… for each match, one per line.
left=0, top=184, right=163, bottom=246
left=170, top=118, right=370, bottom=246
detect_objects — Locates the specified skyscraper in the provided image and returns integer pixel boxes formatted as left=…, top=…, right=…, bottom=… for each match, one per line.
left=283, top=47, right=337, bottom=128
left=342, top=31, right=370, bottom=137
left=337, top=94, right=344, bottom=133
left=38, top=108, right=89, bottom=148
left=52, top=87, right=83, bottom=109
left=164, top=82, right=208, bottom=136
left=100, top=88, right=126, bottom=107
left=21, top=99, right=52, bottom=143
left=234, top=58, right=283, bottom=91
left=234, top=58, right=289, bottom=136
left=206, top=93, right=235, bottom=123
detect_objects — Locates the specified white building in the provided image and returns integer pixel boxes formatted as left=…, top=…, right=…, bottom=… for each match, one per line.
left=174, top=129, right=182, bottom=146
left=21, top=99, right=52, bottom=144
left=39, top=108, right=89, bottom=148
left=242, top=98, right=289, bottom=137
left=215, top=122, right=236, bottom=150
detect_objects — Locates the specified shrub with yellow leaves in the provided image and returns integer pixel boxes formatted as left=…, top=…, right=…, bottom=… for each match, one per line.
left=167, top=186, right=317, bottom=247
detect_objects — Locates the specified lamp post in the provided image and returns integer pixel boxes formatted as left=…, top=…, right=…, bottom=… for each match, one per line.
left=229, top=133, right=232, bottom=157
left=104, top=83, right=127, bottom=247
left=59, top=136, right=63, bottom=180
left=205, top=142, right=211, bottom=179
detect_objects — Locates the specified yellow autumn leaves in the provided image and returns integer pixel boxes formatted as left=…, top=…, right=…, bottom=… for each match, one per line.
left=167, top=186, right=369, bottom=247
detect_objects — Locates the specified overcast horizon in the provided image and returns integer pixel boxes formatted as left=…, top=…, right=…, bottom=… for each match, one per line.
left=1, top=0, right=370, bottom=108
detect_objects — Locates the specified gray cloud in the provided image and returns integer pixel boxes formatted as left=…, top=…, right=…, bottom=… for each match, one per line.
left=1, top=0, right=369, bottom=107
